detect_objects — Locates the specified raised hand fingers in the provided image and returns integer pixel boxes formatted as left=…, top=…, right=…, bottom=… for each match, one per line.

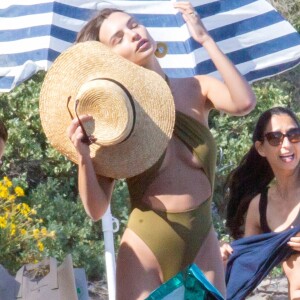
left=173, top=1, right=195, bottom=13
left=220, top=242, right=233, bottom=262
left=288, top=235, right=300, bottom=252
left=173, top=1, right=210, bottom=45
left=173, top=2, right=198, bottom=19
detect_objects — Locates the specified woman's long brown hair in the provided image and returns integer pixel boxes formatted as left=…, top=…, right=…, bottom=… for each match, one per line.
left=76, top=8, right=123, bottom=43
left=224, top=107, right=300, bottom=239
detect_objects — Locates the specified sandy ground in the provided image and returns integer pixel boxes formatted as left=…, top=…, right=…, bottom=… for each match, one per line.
left=247, top=276, right=288, bottom=300
left=87, top=276, right=289, bottom=300
left=88, top=280, right=109, bottom=300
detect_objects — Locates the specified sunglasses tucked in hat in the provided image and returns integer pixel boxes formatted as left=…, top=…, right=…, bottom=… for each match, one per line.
left=39, top=41, right=175, bottom=179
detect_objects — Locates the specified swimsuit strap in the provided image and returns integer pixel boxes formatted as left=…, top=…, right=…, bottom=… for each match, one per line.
left=127, top=110, right=217, bottom=208
left=174, top=110, right=217, bottom=189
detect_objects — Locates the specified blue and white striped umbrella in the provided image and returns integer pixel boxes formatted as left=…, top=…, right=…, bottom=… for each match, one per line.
left=1, top=0, right=300, bottom=93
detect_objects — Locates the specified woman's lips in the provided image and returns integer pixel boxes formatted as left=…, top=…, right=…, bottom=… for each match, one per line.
left=136, top=39, right=149, bottom=51
left=279, top=153, right=294, bottom=162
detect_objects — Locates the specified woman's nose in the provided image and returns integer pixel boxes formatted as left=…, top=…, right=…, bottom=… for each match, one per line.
left=281, top=136, right=291, bottom=147
left=126, top=29, right=140, bottom=41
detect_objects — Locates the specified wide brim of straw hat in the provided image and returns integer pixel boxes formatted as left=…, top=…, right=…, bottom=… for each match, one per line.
left=39, top=41, right=175, bottom=179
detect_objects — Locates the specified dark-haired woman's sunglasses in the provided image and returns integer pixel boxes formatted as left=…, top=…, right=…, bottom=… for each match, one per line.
left=264, top=128, right=300, bottom=146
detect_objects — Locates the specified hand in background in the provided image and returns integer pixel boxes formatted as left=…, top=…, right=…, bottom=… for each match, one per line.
left=67, top=115, right=94, bottom=157
left=288, top=231, right=300, bottom=252
left=220, top=242, right=234, bottom=266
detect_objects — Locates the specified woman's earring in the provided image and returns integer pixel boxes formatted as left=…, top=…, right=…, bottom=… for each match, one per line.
left=155, top=42, right=168, bottom=58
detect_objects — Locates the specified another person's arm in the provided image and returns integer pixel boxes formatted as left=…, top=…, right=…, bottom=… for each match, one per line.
left=284, top=232, right=300, bottom=299
left=220, top=195, right=262, bottom=266
left=220, top=194, right=263, bottom=267
left=67, top=115, right=115, bottom=221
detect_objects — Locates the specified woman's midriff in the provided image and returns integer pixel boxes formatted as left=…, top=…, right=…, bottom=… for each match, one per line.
left=141, top=163, right=212, bottom=212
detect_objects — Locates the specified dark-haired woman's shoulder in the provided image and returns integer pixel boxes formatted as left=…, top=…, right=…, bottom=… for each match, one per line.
left=244, top=194, right=263, bottom=237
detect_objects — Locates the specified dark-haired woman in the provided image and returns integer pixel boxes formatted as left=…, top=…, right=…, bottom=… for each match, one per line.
left=222, top=107, right=300, bottom=299
left=67, top=2, right=256, bottom=299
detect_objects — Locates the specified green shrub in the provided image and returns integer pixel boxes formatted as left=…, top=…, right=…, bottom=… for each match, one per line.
left=0, top=0, right=298, bottom=280
left=0, top=73, right=129, bottom=280
left=0, top=176, right=55, bottom=273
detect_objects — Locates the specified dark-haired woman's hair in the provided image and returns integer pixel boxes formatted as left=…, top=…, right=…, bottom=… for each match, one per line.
left=76, top=8, right=123, bottom=43
left=0, top=119, right=8, bottom=142
left=224, top=107, right=300, bottom=239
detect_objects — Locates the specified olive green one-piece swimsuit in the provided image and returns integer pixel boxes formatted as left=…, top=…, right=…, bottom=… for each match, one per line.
left=126, top=111, right=217, bottom=281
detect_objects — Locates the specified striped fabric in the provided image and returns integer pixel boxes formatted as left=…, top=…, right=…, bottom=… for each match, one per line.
left=1, top=0, right=300, bottom=92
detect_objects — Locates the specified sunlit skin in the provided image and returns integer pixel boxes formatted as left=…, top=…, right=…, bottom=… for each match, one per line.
left=99, top=13, right=157, bottom=67
left=222, top=114, right=300, bottom=299
left=67, top=2, right=256, bottom=299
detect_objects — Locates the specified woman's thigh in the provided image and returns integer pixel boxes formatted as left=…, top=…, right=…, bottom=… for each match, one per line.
left=116, top=228, right=163, bottom=300
left=194, top=226, right=226, bottom=298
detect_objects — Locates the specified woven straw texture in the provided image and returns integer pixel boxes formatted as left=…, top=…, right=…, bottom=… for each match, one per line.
left=39, top=41, right=175, bottom=179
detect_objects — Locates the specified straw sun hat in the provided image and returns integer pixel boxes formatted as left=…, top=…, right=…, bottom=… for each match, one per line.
left=39, top=41, right=175, bottom=179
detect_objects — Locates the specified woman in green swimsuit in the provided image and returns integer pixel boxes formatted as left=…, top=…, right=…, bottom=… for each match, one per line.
left=67, top=2, right=256, bottom=299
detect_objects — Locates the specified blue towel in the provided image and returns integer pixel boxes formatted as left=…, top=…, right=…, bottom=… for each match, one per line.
left=226, top=225, right=300, bottom=300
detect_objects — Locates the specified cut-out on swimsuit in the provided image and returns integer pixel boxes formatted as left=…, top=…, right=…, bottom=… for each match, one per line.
left=126, top=111, right=217, bottom=281
left=259, top=187, right=300, bottom=233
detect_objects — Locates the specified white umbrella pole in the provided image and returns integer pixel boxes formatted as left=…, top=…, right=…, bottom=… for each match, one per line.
left=102, top=205, right=119, bottom=300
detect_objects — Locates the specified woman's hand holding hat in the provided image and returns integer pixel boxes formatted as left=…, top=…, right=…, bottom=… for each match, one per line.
left=67, top=115, right=93, bottom=158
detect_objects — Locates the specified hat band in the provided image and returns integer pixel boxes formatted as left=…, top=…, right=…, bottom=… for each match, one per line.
left=91, top=77, right=136, bottom=143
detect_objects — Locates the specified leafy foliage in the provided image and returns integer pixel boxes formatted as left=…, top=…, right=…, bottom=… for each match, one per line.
left=0, top=0, right=298, bottom=280
left=0, top=176, right=55, bottom=273
left=268, top=0, right=300, bottom=32
left=0, top=73, right=129, bottom=279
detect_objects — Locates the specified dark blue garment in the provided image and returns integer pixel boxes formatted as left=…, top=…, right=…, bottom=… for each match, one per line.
left=226, top=225, right=300, bottom=300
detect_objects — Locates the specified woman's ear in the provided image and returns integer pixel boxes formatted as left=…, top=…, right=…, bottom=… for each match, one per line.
left=255, top=141, right=266, bottom=157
